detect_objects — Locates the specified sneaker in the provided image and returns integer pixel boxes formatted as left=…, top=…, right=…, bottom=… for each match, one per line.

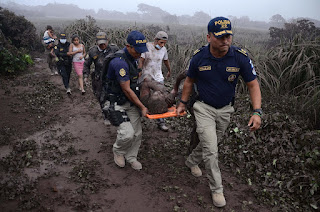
left=212, top=193, right=226, bottom=207
left=81, top=90, right=86, bottom=95
left=114, top=153, right=125, bottom=168
left=158, top=123, right=169, bottom=132
left=54, top=71, right=58, bottom=75
left=185, top=161, right=202, bottom=177
left=66, top=88, right=71, bottom=95
left=130, top=161, right=142, bottom=170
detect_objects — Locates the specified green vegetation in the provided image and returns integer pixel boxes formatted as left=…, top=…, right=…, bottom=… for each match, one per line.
left=0, top=7, right=37, bottom=75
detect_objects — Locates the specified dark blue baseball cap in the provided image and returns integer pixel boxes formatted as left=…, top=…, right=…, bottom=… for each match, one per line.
left=127, top=31, right=148, bottom=53
left=60, top=32, right=67, bottom=39
left=208, top=17, right=233, bottom=38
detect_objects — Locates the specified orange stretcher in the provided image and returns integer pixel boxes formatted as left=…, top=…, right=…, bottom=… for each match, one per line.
left=146, top=106, right=186, bottom=119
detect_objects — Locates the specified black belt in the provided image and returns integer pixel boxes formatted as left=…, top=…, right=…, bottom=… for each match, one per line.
left=199, top=100, right=230, bottom=109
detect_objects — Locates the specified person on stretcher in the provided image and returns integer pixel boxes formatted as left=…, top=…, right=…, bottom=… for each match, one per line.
left=139, top=74, right=176, bottom=114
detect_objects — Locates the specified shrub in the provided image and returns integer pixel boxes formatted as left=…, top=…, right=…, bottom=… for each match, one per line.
left=0, top=46, right=32, bottom=75
left=0, top=8, right=37, bottom=75
left=64, top=16, right=101, bottom=50
left=269, top=19, right=320, bottom=45
left=0, top=7, right=40, bottom=50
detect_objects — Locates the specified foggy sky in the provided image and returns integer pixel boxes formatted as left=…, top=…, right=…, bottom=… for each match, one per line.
left=3, top=0, right=320, bottom=22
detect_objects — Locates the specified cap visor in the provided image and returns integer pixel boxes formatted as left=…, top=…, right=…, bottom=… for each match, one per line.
left=214, top=30, right=233, bottom=38
left=134, top=45, right=148, bottom=53
left=97, top=40, right=107, bottom=45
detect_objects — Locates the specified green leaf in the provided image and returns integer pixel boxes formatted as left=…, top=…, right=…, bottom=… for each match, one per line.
left=273, top=159, right=277, bottom=166
left=310, top=204, right=318, bottom=209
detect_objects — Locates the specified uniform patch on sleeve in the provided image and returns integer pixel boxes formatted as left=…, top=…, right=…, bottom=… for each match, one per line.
left=193, top=49, right=201, bottom=55
left=237, top=49, right=248, bottom=56
left=93, top=55, right=98, bottom=60
left=119, top=68, right=126, bottom=77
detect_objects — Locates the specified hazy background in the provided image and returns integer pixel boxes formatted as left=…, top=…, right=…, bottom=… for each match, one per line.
left=1, top=0, right=320, bottom=22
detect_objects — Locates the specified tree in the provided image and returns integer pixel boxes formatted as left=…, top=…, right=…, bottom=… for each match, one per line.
left=137, top=3, right=169, bottom=22
left=269, top=19, right=320, bottom=44
left=192, top=11, right=211, bottom=24
left=0, top=7, right=38, bottom=49
left=269, top=14, right=286, bottom=28
left=162, top=15, right=179, bottom=25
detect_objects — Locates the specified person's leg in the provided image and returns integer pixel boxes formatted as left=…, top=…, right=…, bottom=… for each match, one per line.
left=79, top=74, right=85, bottom=94
left=186, top=102, right=205, bottom=165
left=113, top=102, right=142, bottom=167
left=191, top=101, right=223, bottom=193
left=58, top=65, right=68, bottom=89
left=124, top=104, right=143, bottom=165
left=46, top=50, right=56, bottom=75
left=66, top=65, right=72, bottom=86
left=73, top=62, right=85, bottom=93
left=157, top=118, right=168, bottom=132
left=188, top=108, right=200, bottom=154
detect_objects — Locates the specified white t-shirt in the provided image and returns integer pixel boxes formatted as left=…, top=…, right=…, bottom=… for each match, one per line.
left=72, top=44, right=84, bottom=62
left=43, top=30, right=55, bottom=44
left=141, top=42, right=168, bottom=82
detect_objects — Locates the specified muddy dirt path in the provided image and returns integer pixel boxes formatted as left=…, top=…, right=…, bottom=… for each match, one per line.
left=0, top=53, right=272, bottom=212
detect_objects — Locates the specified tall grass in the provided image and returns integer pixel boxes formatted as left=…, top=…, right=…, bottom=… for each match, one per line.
left=256, top=35, right=320, bottom=127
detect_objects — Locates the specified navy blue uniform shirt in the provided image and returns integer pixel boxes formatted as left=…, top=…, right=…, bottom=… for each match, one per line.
left=187, top=45, right=256, bottom=108
left=107, top=47, right=138, bottom=94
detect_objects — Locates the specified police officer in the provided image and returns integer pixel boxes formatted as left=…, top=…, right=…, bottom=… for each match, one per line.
left=102, top=31, right=149, bottom=171
left=177, top=17, right=262, bottom=208
left=83, top=32, right=119, bottom=103
left=54, top=32, right=73, bottom=94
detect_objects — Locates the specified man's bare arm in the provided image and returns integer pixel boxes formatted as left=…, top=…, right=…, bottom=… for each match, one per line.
left=176, top=76, right=195, bottom=115
left=120, top=80, right=148, bottom=116
left=246, top=79, right=262, bottom=131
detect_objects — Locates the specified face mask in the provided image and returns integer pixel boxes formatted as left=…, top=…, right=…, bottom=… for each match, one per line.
left=155, top=44, right=162, bottom=50
left=60, top=39, right=67, bottom=44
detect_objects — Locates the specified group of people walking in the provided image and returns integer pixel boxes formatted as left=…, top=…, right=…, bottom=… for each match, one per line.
left=43, top=16, right=262, bottom=209
left=43, top=27, right=86, bottom=95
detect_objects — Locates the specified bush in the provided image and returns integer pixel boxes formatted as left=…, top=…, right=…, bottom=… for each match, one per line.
left=65, top=16, right=101, bottom=50
left=0, top=8, right=36, bottom=75
left=0, top=46, right=33, bottom=75
left=0, top=7, right=40, bottom=50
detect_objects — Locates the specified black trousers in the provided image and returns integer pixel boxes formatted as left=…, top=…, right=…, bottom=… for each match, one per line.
left=58, top=64, right=72, bottom=89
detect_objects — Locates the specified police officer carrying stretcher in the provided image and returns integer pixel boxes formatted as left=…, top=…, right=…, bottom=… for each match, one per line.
left=177, top=17, right=262, bottom=208
left=101, top=31, right=149, bottom=171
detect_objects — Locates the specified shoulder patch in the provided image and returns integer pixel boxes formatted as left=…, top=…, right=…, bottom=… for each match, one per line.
left=237, top=48, right=248, bottom=56
left=54, top=46, right=57, bottom=49
left=119, top=68, right=126, bottom=77
left=193, top=49, right=201, bottom=55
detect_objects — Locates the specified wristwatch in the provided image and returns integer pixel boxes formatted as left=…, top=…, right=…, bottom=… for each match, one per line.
left=180, top=99, right=188, bottom=105
left=253, top=109, right=263, bottom=117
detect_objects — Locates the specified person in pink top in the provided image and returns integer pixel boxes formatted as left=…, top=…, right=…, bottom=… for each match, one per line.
left=68, top=34, right=86, bottom=95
